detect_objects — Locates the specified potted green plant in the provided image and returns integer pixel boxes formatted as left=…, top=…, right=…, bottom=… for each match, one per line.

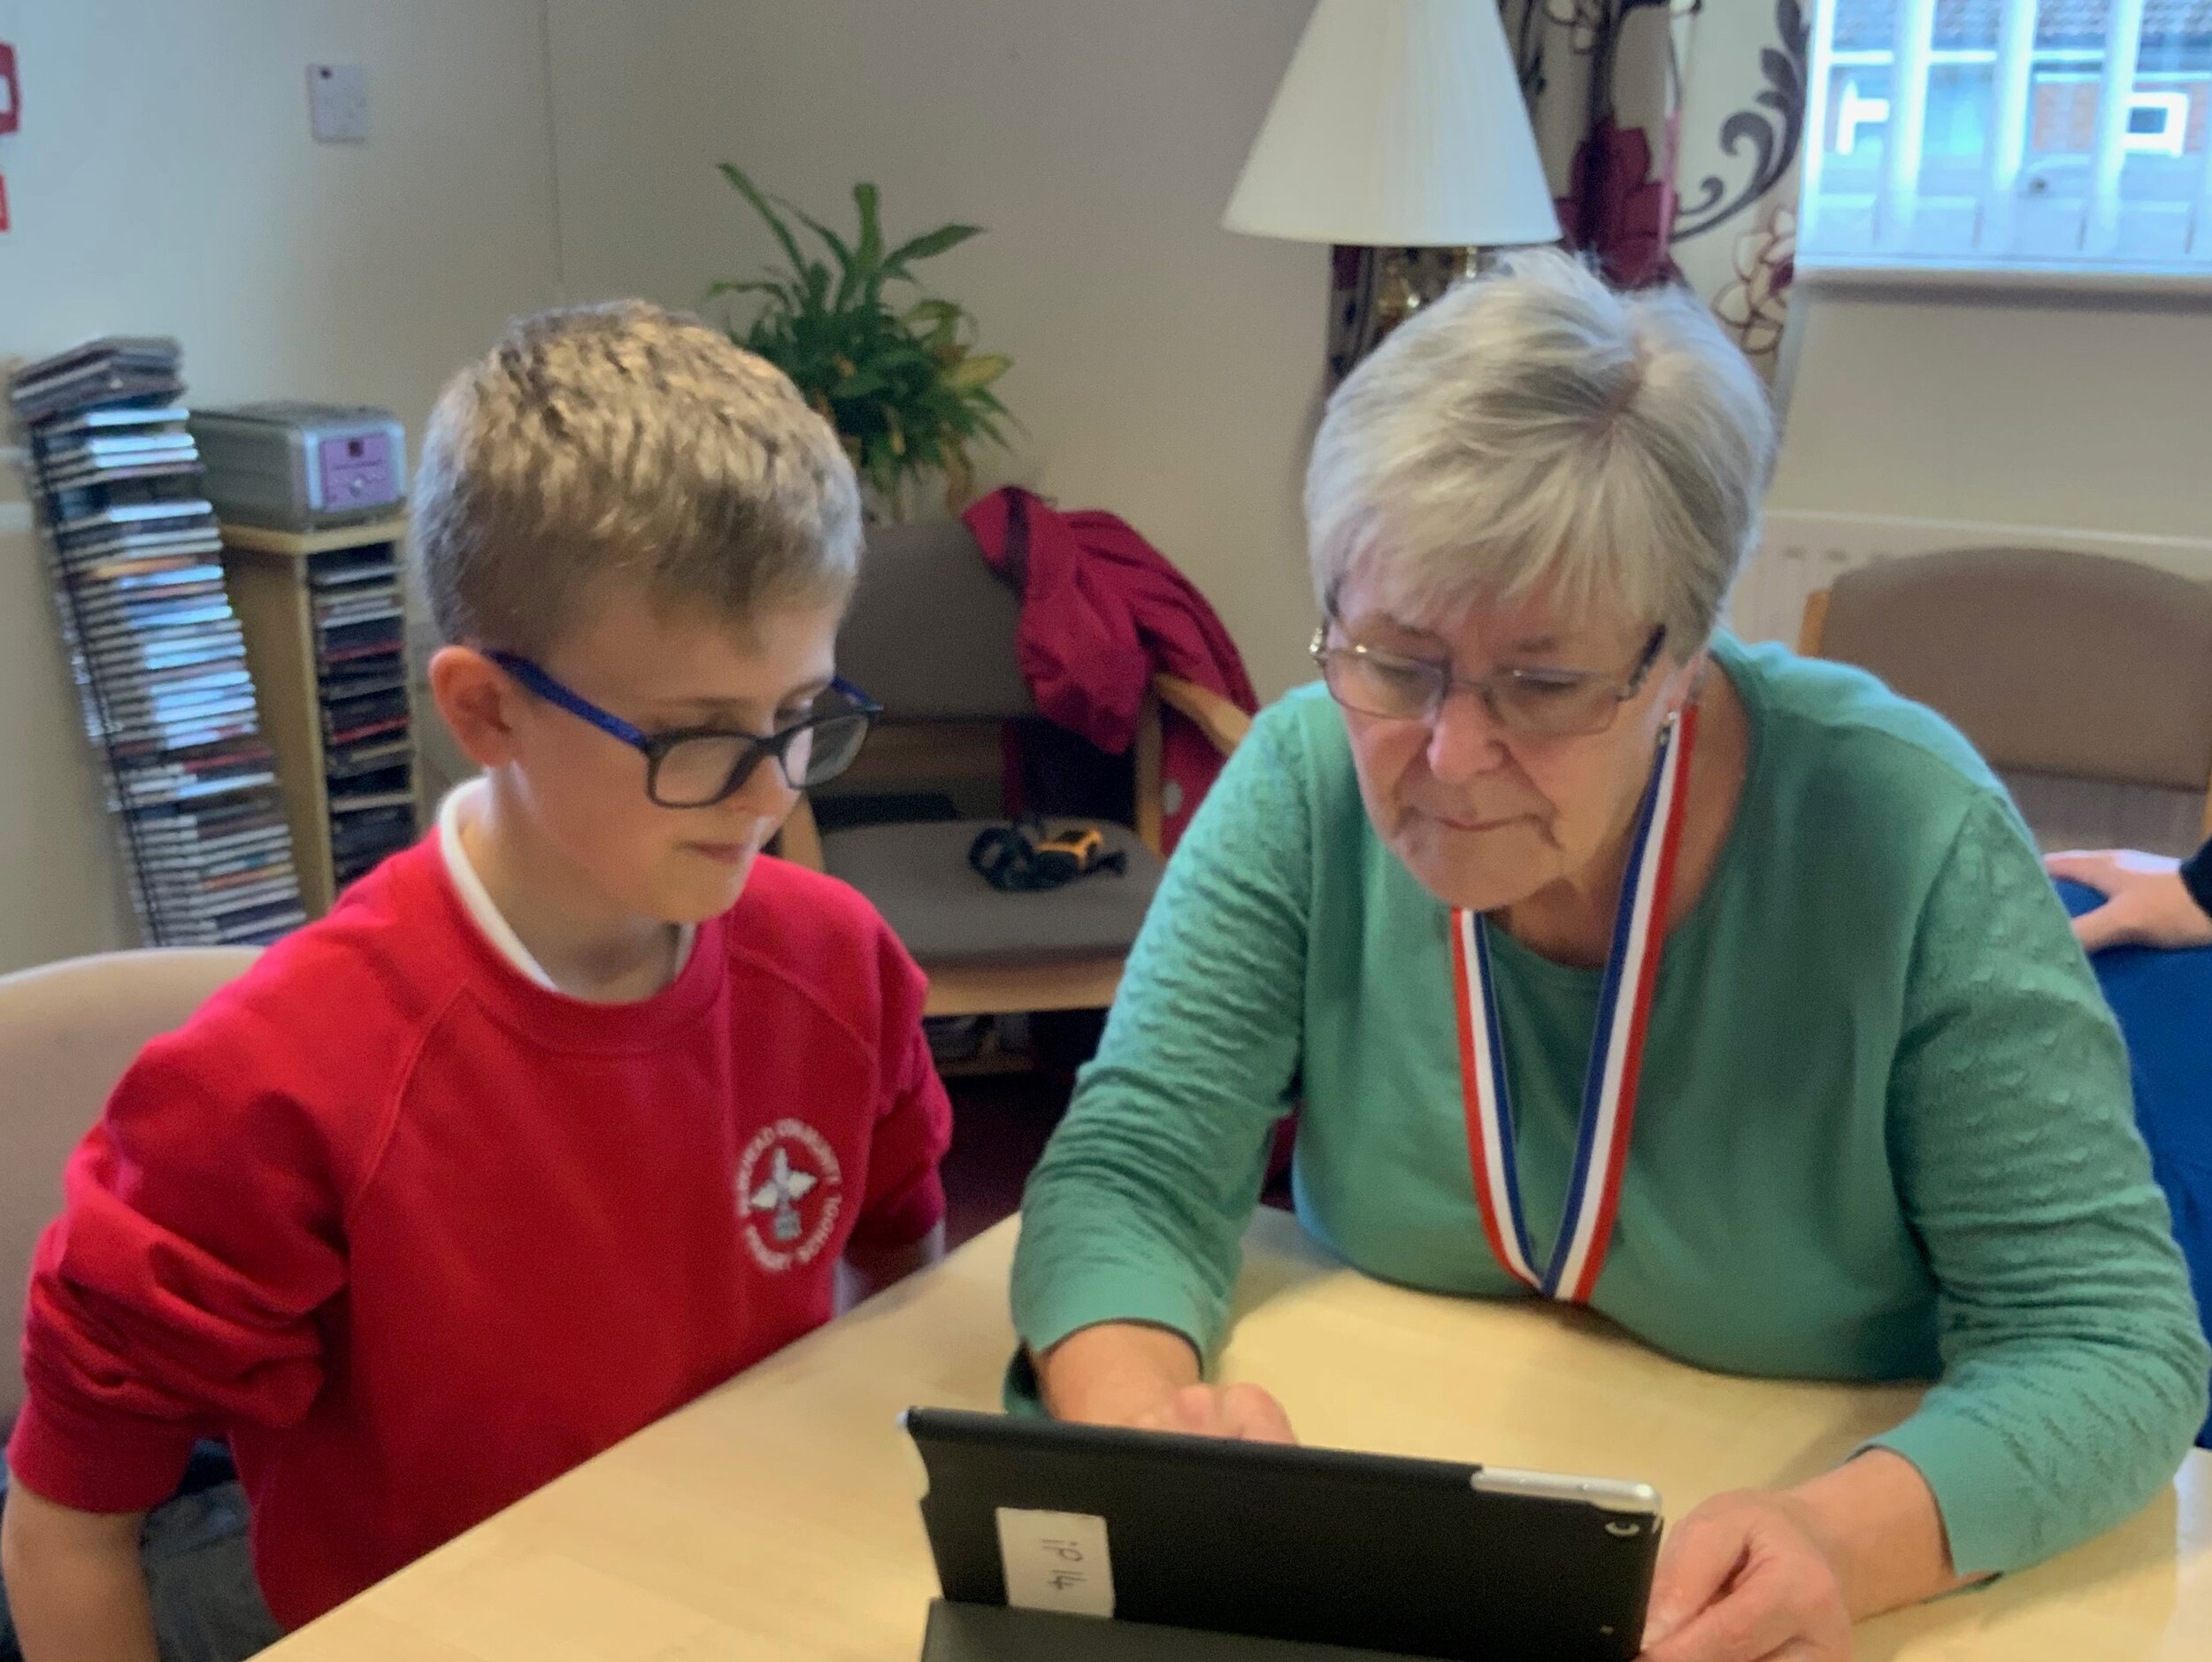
left=710, top=164, right=1012, bottom=519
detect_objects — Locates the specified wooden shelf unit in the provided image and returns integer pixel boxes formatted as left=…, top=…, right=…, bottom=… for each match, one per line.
left=219, top=516, right=416, bottom=919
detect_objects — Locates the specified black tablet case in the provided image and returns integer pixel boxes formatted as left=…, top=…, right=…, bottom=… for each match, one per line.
left=906, top=1408, right=1658, bottom=1662
left=921, top=1598, right=1423, bottom=1661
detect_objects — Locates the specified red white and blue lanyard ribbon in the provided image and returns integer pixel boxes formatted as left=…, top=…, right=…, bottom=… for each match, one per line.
left=1450, top=704, right=1699, bottom=1304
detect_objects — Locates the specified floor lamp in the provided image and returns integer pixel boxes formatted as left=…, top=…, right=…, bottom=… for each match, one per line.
left=1225, top=0, right=1562, bottom=370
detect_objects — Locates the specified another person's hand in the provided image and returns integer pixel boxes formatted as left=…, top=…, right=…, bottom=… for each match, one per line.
left=1037, top=1321, right=1298, bottom=1443
left=2046, top=849, right=2212, bottom=953
left=1639, top=1489, right=1852, bottom=1662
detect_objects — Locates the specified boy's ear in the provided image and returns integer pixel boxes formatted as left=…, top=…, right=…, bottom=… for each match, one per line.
left=427, top=646, right=524, bottom=770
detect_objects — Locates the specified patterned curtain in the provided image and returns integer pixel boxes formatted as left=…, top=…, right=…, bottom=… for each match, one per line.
left=1326, top=2, right=1810, bottom=382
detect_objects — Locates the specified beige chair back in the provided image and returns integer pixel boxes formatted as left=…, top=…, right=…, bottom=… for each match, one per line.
left=807, top=520, right=1034, bottom=828
left=1811, top=548, right=2212, bottom=856
left=0, top=947, right=258, bottom=1427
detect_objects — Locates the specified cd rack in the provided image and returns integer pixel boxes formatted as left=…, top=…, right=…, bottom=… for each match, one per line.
left=220, top=517, right=419, bottom=919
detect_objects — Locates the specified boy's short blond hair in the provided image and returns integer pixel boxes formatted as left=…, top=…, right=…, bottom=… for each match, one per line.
left=414, top=300, right=862, bottom=656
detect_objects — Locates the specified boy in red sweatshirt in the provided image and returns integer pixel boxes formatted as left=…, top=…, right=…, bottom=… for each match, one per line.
left=0, top=303, right=951, bottom=1660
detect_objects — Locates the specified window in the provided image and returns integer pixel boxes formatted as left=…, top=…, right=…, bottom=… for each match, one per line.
left=1801, top=1, right=2212, bottom=274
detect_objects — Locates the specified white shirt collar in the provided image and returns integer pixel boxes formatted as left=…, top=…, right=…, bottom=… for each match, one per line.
left=436, top=779, right=694, bottom=994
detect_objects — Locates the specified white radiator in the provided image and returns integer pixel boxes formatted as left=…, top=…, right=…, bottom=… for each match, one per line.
left=1730, top=510, right=2212, bottom=647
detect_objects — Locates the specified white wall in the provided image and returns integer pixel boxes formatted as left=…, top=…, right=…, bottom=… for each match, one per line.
left=0, top=0, right=563, bottom=973
left=1, top=0, right=1332, bottom=975
left=6, top=2, right=2206, bottom=976
left=543, top=0, right=1330, bottom=701
left=1771, top=281, right=2212, bottom=557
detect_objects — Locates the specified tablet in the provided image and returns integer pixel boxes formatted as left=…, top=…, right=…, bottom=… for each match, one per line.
left=902, top=1407, right=1662, bottom=1662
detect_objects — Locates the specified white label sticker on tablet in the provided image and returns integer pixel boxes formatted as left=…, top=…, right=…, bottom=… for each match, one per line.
left=995, top=1507, right=1115, bottom=1619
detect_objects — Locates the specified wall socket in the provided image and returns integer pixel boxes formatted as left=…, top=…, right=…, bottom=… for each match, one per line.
left=307, top=64, right=368, bottom=143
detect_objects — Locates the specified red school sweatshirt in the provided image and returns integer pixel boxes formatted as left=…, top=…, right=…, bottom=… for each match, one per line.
left=6, top=835, right=951, bottom=1628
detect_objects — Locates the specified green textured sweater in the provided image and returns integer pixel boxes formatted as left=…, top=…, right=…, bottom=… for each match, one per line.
left=1011, top=635, right=2209, bottom=1577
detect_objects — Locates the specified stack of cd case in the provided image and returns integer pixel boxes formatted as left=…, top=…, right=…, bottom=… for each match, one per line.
left=216, top=510, right=419, bottom=917
left=10, top=339, right=309, bottom=946
left=311, top=540, right=414, bottom=887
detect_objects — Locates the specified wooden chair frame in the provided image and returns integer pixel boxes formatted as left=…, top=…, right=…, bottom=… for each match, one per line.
left=778, top=674, right=1249, bottom=1020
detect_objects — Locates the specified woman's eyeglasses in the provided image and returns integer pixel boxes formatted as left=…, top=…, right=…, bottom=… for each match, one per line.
left=1310, top=622, right=1667, bottom=739
left=488, top=652, right=880, bottom=808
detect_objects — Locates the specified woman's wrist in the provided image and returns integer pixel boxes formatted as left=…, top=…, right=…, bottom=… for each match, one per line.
left=1036, top=1321, right=1203, bottom=1424
left=1784, top=1449, right=1965, bottom=1620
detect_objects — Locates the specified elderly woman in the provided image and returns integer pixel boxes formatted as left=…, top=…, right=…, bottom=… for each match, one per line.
left=1010, top=253, right=2208, bottom=1662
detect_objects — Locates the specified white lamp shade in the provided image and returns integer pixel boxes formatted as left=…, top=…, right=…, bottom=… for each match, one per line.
left=1225, top=0, right=1561, bottom=248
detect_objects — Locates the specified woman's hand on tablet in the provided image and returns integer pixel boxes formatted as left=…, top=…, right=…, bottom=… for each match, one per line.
left=1037, top=1322, right=1298, bottom=1443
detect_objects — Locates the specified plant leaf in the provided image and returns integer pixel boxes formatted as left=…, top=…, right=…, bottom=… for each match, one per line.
left=901, top=297, right=965, bottom=330
left=942, top=445, right=976, bottom=515
left=706, top=276, right=802, bottom=314
left=716, top=173, right=1011, bottom=504
left=902, top=298, right=966, bottom=355
left=884, top=223, right=983, bottom=273
left=777, top=196, right=854, bottom=268
left=942, top=353, right=1010, bottom=390
left=852, top=181, right=887, bottom=304
left=718, top=163, right=810, bottom=281
left=853, top=181, right=884, bottom=277
left=777, top=196, right=866, bottom=307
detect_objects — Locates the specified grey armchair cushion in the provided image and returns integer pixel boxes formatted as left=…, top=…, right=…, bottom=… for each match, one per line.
left=823, top=819, right=1162, bottom=966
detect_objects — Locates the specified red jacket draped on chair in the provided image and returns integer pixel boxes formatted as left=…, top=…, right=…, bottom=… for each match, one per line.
left=963, top=488, right=1256, bottom=854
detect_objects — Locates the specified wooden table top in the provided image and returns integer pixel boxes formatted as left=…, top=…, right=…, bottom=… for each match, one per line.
left=268, top=1210, right=2210, bottom=1661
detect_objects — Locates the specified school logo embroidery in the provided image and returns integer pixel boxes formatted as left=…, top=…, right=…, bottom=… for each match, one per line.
left=737, top=1118, right=843, bottom=1272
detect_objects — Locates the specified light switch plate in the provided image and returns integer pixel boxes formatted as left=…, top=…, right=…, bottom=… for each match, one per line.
left=307, top=64, right=368, bottom=142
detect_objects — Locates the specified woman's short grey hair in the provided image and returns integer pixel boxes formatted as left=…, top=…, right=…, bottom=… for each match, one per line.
left=1304, top=250, right=1777, bottom=653
left=415, top=300, right=861, bottom=657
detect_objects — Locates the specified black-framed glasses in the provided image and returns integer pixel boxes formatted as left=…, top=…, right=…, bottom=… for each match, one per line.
left=1310, top=619, right=1668, bottom=739
left=488, top=651, right=881, bottom=807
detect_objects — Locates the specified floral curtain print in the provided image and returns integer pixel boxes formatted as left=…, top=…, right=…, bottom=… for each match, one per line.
left=1517, top=0, right=1684, bottom=289
left=1325, top=2, right=1810, bottom=381
left=1666, top=1, right=1809, bottom=369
